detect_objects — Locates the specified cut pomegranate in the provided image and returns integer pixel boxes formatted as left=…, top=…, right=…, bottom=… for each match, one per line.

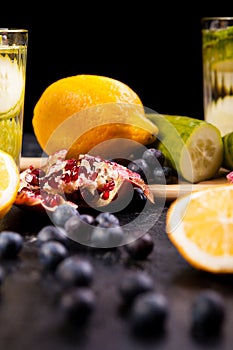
left=15, top=150, right=154, bottom=213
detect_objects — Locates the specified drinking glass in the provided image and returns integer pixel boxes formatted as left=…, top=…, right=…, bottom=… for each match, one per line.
left=0, top=28, right=28, bottom=168
left=202, top=17, right=233, bottom=136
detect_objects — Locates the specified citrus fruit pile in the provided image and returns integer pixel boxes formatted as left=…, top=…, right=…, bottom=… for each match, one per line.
left=32, top=74, right=158, bottom=158
left=0, top=150, right=20, bottom=219
left=166, top=185, right=233, bottom=273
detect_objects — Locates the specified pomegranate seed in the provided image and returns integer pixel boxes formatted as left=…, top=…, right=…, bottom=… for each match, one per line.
left=98, top=180, right=115, bottom=193
left=65, top=159, right=77, bottom=171
left=61, top=173, right=71, bottom=183
left=102, top=191, right=110, bottom=200
left=78, top=166, right=88, bottom=178
left=25, top=173, right=39, bottom=186
left=43, top=193, right=61, bottom=207
left=47, top=175, right=60, bottom=189
left=90, top=172, right=98, bottom=181
left=71, top=171, right=79, bottom=181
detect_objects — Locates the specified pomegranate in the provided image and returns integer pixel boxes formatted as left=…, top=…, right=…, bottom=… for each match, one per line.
left=15, top=150, right=154, bottom=213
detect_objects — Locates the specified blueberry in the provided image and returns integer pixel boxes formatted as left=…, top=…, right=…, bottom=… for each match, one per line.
left=142, top=148, right=165, bottom=167
left=162, top=166, right=178, bottom=185
left=106, top=226, right=124, bottom=246
left=79, top=214, right=95, bottom=225
left=153, top=166, right=178, bottom=185
left=130, top=291, right=169, bottom=334
left=125, top=187, right=147, bottom=212
left=64, top=215, right=93, bottom=244
left=91, top=227, right=110, bottom=247
left=64, top=215, right=81, bottom=236
left=55, top=255, right=94, bottom=287
left=38, top=241, right=68, bottom=269
left=60, top=287, right=95, bottom=321
left=91, top=226, right=124, bottom=248
left=36, top=225, right=68, bottom=246
left=127, top=159, right=151, bottom=183
left=119, top=271, right=154, bottom=304
left=95, top=212, right=120, bottom=228
left=191, top=289, right=225, bottom=336
left=0, top=231, right=23, bottom=259
left=52, top=204, right=79, bottom=227
left=124, top=233, right=154, bottom=260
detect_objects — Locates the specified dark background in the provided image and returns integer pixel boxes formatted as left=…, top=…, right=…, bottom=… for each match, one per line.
left=2, top=6, right=229, bottom=133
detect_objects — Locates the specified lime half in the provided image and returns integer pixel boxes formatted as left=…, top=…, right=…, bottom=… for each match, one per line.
left=0, top=54, right=24, bottom=117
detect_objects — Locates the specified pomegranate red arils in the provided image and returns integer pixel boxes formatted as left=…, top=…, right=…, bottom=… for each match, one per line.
left=41, top=192, right=62, bottom=208
left=97, top=180, right=115, bottom=200
left=15, top=149, right=154, bottom=212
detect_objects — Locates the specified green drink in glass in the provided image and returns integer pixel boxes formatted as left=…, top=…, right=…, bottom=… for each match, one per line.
left=0, top=29, right=28, bottom=168
left=202, top=17, right=233, bottom=136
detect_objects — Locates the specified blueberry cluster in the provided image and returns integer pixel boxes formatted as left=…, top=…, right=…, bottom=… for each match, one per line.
left=125, top=147, right=178, bottom=185
left=34, top=204, right=155, bottom=322
left=37, top=232, right=96, bottom=322
left=118, top=273, right=226, bottom=338
left=46, top=204, right=155, bottom=254
left=0, top=210, right=227, bottom=338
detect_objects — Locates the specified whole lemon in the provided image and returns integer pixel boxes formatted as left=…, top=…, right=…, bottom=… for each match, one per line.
left=32, top=74, right=158, bottom=158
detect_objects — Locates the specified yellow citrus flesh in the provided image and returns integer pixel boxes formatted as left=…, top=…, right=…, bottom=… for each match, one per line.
left=32, top=75, right=158, bottom=157
left=166, top=185, right=233, bottom=273
left=0, top=150, right=20, bottom=219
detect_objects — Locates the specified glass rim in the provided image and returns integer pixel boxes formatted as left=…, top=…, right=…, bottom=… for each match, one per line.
left=0, top=28, right=28, bottom=33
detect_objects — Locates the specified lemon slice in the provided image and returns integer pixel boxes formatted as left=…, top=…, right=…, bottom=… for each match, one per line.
left=0, top=54, right=24, bottom=116
left=0, top=150, right=20, bottom=219
left=166, top=185, right=233, bottom=273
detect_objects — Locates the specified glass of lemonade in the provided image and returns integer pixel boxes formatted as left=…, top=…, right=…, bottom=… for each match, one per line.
left=202, top=17, right=233, bottom=136
left=0, top=28, right=28, bottom=168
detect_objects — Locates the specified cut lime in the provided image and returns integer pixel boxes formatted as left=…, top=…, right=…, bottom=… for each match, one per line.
left=147, top=114, right=223, bottom=183
left=0, top=54, right=24, bottom=117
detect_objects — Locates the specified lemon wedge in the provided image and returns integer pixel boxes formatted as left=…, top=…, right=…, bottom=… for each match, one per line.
left=0, top=150, right=20, bottom=219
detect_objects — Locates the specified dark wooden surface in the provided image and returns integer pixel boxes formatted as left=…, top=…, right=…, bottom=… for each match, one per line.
left=0, top=134, right=232, bottom=350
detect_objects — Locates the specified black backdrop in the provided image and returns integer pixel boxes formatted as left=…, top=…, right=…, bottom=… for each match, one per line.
left=1, top=7, right=226, bottom=133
